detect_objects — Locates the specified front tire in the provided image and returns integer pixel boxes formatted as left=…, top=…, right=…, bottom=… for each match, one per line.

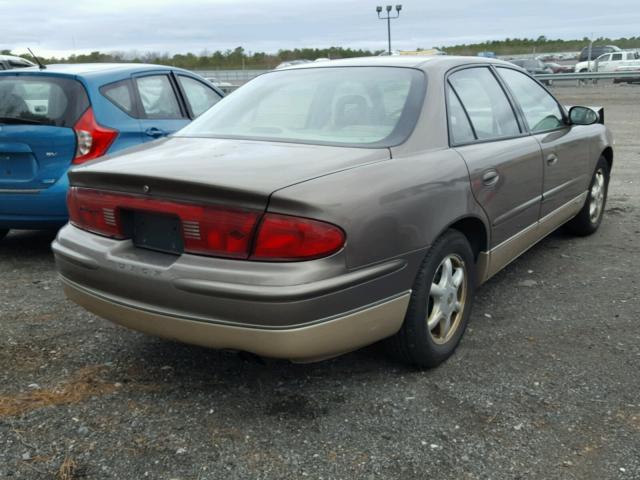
left=385, top=229, right=476, bottom=368
left=565, top=156, right=609, bottom=236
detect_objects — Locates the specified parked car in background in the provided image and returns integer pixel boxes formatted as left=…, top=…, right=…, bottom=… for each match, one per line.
left=544, top=62, right=574, bottom=74
left=577, top=44, right=621, bottom=64
left=575, top=50, right=640, bottom=73
left=54, top=56, right=612, bottom=368
left=477, top=51, right=497, bottom=58
left=275, top=59, right=312, bottom=69
left=508, top=59, right=554, bottom=84
left=0, top=54, right=35, bottom=70
left=0, top=63, right=223, bottom=239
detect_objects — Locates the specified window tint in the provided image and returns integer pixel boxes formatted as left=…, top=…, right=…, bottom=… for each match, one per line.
left=178, top=76, right=221, bottom=117
left=447, top=86, right=475, bottom=144
left=101, top=80, right=135, bottom=116
left=0, top=75, right=89, bottom=127
left=611, top=53, right=623, bottom=61
left=135, top=75, right=182, bottom=119
left=177, top=67, right=424, bottom=147
left=448, top=67, right=520, bottom=140
left=497, top=67, right=564, bottom=133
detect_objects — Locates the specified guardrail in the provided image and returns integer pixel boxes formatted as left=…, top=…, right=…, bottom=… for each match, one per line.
left=534, top=71, right=640, bottom=81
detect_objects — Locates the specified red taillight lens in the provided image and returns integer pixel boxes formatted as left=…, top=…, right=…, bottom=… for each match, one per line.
left=67, top=188, right=345, bottom=261
left=251, top=213, right=345, bottom=261
left=73, top=108, right=118, bottom=164
left=67, top=187, right=124, bottom=239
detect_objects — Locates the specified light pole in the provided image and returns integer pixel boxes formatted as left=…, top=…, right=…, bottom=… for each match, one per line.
left=376, top=5, right=402, bottom=55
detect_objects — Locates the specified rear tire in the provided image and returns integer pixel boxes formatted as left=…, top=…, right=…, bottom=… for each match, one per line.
left=565, top=156, right=609, bottom=236
left=385, top=229, right=476, bottom=368
left=0, top=229, right=8, bottom=241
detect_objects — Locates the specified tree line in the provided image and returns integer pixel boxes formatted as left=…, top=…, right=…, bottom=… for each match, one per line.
left=3, top=36, right=640, bottom=69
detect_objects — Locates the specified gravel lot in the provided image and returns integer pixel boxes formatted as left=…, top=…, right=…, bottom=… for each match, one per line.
left=1, top=84, right=639, bottom=480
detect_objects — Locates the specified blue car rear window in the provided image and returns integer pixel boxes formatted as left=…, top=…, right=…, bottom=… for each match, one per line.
left=0, top=75, right=89, bottom=127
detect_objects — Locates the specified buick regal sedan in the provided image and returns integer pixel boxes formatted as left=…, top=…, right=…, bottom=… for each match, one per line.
left=53, top=56, right=613, bottom=367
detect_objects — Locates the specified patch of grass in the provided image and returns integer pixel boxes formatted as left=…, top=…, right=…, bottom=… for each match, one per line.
left=0, top=366, right=116, bottom=418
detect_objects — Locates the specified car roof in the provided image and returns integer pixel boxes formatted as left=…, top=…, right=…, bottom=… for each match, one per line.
left=276, top=55, right=515, bottom=73
left=0, top=63, right=191, bottom=80
left=0, top=54, right=35, bottom=63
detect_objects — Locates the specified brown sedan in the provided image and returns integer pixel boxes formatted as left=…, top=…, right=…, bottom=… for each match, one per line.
left=53, top=56, right=613, bottom=367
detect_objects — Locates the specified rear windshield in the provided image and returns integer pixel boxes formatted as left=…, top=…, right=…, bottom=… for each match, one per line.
left=0, top=75, right=89, bottom=127
left=176, top=67, right=426, bottom=148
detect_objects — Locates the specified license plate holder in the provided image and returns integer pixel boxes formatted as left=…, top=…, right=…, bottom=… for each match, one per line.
left=127, top=211, right=183, bottom=255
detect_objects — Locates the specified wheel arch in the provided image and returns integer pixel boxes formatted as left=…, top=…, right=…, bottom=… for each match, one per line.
left=444, top=215, right=489, bottom=262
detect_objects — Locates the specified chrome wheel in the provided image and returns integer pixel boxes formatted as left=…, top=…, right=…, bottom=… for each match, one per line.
left=589, top=168, right=606, bottom=223
left=427, top=254, right=467, bottom=345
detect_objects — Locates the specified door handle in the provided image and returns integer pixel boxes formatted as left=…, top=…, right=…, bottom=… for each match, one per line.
left=546, top=154, right=558, bottom=165
left=145, top=127, right=167, bottom=138
left=482, top=170, right=500, bottom=186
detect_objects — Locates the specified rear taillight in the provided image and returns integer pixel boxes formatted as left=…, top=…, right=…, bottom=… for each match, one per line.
left=252, top=214, right=345, bottom=261
left=67, top=187, right=345, bottom=261
left=73, top=108, right=118, bottom=164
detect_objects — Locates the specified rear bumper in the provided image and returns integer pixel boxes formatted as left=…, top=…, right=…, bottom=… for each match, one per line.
left=53, top=224, right=421, bottom=360
left=62, top=277, right=410, bottom=362
left=0, top=174, right=69, bottom=229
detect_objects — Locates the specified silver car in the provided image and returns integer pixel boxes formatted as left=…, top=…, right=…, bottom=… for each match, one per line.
left=53, top=56, right=612, bottom=367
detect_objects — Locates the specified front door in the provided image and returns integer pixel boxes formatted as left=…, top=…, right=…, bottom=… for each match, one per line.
left=495, top=67, right=590, bottom=217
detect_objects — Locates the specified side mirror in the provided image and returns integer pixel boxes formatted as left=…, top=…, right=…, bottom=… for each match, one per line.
left=569, top=106, right=599, bottom=125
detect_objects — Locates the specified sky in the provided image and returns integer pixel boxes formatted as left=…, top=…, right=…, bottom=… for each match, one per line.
left=2, top=0, right=639, bottom=58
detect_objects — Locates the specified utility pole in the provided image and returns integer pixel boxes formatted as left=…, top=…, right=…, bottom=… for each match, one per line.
left=376, top=5, right=402, bottom=55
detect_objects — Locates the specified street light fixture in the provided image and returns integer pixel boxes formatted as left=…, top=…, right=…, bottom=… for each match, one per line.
left=376, top=5, right=402, bottom=55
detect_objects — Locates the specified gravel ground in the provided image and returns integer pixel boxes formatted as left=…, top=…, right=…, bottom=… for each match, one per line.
left=1, top=84, right=639, bottom=480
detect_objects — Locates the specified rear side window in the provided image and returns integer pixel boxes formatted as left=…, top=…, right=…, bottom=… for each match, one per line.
left=101, top=80, right=136, bottom=116
left=177, top=75, right=221, bottom=117
left=448, top=67, right=520, bottom=140
left=447, top=86, right=475, bottom=144
left=135, top=75, right=183, bottom=119
left=0, top=75, right=89, bottom=127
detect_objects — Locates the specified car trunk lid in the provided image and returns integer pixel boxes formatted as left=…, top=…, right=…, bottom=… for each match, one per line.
left=68, top=137, right=391, bottom=211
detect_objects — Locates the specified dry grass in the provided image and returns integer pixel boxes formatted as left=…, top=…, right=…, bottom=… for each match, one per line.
left=56, top=456, right=77, bottom=480
left=0, top=366, right=116, bottom=418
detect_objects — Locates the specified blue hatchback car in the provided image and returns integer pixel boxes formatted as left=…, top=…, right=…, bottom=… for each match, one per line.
left=0, top=63, right=223, bottom=238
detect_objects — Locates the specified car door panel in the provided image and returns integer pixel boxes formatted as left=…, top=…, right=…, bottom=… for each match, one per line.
left=455, top=137, right=543, bottom=246
left=534, top=127, right=590, bottom=217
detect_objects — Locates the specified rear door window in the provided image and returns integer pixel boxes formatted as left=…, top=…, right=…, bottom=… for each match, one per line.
left=0, top=75, right=89, bottom=127
left=134, top=75, right=183, bottom=119
left=448, top=67, right=520, bottom=140
left=177, top=75, right=221, bottom=117
left=447, top=86, right=475, bottom=144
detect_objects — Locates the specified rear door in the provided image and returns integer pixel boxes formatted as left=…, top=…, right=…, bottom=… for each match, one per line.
left=495, top=67, right=590, bottom=217
left=447, top=66, right=543, bottom=246
left=0, top=74, right=88, bottom=191
left=132, top=72, right=190, bottom=141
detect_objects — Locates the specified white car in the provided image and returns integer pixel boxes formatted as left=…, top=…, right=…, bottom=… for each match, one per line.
left=575, top=51, right=640, bottom=73
left=0, top=55, right=35, bottom=70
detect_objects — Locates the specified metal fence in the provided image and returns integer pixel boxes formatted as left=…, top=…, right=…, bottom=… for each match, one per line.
left=534, top=70, right=640, bottom=82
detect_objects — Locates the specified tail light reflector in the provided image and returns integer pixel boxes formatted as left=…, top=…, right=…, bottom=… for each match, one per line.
left=67, top=187, right=345, bottom=261
left=73, top=107, right=118, bottom=164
